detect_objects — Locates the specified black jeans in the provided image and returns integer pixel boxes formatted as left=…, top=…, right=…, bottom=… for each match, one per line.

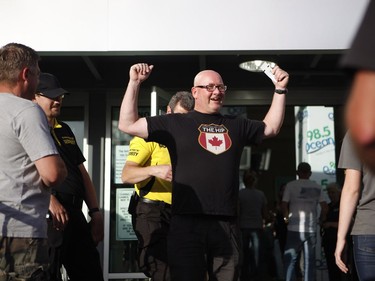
left=167, top=215, right=241, bottom=281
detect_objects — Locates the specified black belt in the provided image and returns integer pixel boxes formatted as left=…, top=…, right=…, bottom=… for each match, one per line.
left=139, top=197, right=171, bottom=208
left=52, top=191, right=83, bottom=209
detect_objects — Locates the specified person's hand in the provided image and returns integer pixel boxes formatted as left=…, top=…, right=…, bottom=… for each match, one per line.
left=129, top=63, right=154, bottom=83
left=49, top=195, right=69, bottom=230
left=272, top=66, right=289, bottom=90
left=151, top=165, right=172, bottom=182
left=335, top=237, right=349, bottom=274
left=90, top=212, right=104, bottom=246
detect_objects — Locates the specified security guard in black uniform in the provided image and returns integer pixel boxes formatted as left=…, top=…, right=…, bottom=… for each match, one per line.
left=34, top=73, right=104, bottom=281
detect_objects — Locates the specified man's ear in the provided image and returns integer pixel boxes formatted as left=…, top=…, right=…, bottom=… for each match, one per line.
left=191, top=87, right=198, bottom=99
left=166, top=106, right=172, bottom=114
left=19, top=67, right=29, bottom=82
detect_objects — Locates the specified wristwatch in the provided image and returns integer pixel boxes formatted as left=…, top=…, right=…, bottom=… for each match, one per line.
left=275, top=88, right=288, bottom=94
left=89, top=207, right=100, bottom=217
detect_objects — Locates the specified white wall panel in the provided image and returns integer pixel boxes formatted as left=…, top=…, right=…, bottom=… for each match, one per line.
left=0, top=0, right=369, bottom=52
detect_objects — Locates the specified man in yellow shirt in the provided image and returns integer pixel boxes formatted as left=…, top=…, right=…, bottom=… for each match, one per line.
left=122, top=91, right=194, bottom=281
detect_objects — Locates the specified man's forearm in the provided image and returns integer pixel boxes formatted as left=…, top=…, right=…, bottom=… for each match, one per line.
left=118, top=80, right=141, bottom=134
left=280, top=201, right=289, bottom=222
left=263, top=93, right=286, bottom=138
left=337, top=169, right=361, bottom=241
left=79, top=164, right=100, bottom=210
left=122, top=164, right=153, bottom=184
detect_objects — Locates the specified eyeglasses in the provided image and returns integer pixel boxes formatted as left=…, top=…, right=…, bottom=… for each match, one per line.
left=37, top=93, right=65, bottom=102
left=195, top=84, right=227, bottom=92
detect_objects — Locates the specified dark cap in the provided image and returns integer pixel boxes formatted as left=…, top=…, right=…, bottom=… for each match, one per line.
left=297, top=162, right=311, bottom=173
left=37, top=73, right=69, bottom=98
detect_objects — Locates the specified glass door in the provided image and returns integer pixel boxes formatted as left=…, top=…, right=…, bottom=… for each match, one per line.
left=103, top=88, right=170, bottom=280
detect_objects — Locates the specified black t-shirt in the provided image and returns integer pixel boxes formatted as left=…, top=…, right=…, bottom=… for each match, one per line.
left=341, top=0, right=375, bottom=71
left=51, top=120, right=86, bottom=197
left=146, top=110, right=265, bottom=216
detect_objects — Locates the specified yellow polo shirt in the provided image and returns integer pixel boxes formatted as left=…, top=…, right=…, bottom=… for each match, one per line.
left=126, top=137, right=172, bottom=204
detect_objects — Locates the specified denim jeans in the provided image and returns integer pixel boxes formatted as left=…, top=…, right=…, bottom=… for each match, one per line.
left=240, top=228, right=266, bottom=281
left=353, top=235, right=375, bottom=281
left=283, top=231, right=317, bottom=281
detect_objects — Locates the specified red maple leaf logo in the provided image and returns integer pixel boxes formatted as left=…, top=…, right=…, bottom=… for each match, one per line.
left=208, top=136, right=223, bottom=147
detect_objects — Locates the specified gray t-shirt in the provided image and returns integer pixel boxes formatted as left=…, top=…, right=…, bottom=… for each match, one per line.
left=282, top=179, right=326, bottom=233
left=338, top=132, right=375, bottom=235
left=238, top=188, right=267, bottom=229
left=0, top=93, right=59, bottom=238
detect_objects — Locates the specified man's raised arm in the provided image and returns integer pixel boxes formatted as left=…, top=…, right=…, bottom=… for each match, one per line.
left=118, top=63, right=154, bottom=138
left=263, top=65, right=289, bottom=138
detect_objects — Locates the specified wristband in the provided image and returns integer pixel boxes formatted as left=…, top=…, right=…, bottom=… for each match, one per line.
left=89, top=207, right=100, bottom=217
left=275, top=88, right=288, bottom=94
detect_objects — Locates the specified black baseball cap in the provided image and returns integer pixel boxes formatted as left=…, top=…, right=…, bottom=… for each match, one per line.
left=37, top=73, right=70, bottom=98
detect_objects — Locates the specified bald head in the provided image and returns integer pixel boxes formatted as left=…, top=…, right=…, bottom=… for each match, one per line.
left=193, top=70, right=223, bottom=86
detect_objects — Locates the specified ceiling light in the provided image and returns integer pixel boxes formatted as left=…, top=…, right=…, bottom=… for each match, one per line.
left=239, top=60, right=276, bottom=72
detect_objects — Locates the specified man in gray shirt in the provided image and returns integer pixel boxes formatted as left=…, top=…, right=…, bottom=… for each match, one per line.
left=238, top=169, right=268, bottom=281
left=0, top=43, right=67, bottom=280
left=281, top=162, right=328, bottom=281
left=335, top=132, right=375, bottom=280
